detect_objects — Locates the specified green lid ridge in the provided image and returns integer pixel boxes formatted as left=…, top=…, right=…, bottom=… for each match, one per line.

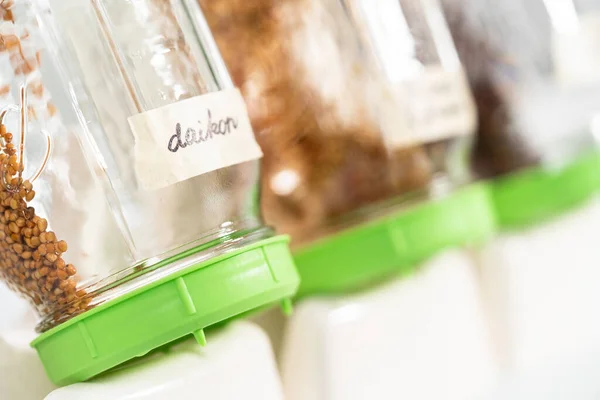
left=294, top=184, right=495, bottom=297
left=31, top=236, right=299, bottom=386
left=491, top=151, right=600, bottom=229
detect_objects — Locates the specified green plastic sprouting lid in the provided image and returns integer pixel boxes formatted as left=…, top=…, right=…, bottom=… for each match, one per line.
left=490, top=151, right=600, bottom=229
left=293, top=183, right=495, bottom=297
left=31, top=236, right=299, bottom=386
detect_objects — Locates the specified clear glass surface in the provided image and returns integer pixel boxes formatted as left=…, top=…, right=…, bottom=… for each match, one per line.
left=1, top=0, right=264, bottom=330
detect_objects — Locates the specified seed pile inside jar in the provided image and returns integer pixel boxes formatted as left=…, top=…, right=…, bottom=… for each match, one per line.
left=0, top=5, right=88, bottom=329
left=0, top=121, right=89, bottom=325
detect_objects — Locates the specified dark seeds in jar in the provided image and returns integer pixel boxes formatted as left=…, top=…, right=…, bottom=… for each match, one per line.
left=441, top=1, right=541, bottom=177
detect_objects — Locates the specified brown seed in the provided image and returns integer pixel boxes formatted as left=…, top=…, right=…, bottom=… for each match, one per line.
left=37, top=218, right=47, bottom=232
left=57, top=240, right=68, bottom=253
left=45, top=253, right=58, bottom=263
left=21, top=251, right=32, bottom=259
left=46, top=243, right=55, bottom=253
left=39, top=232, right=48, bottom=244
left=65, top=280, right=76, bottom=291
left=30, top=236, right=40, bottom=247
left=47, top=232, right=56, bottom=243
left=25, top=190, right=35, bottom=202
left=39, top=267, right=49, bottom=277
left=37, top=246, right=47, bottom=256
left=9, top=199, right=17, bottom=210
left=56, top=270, right=67, bottom=280
left=55, top=258, right=65, bottom=269
left=66, top=264, right=76, bottom=276
left=25, top=207, right=34, bottom=219
left=12, top=243, right=22, bottom=253
left=8, top=222, right=17, bottom=233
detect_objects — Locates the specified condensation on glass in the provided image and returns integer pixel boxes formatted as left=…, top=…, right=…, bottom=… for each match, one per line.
left=0, top=0, right=267, bottom=331
left=442, top=0, right=600, bottom=177
left=199, top=0, right=475, bottom=245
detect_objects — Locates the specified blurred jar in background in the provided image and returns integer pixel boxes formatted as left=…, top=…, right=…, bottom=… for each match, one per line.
left=200, top=0, right=476, bottom=246
left=442, top=0, right=600, bottom=389
left=199, top=1, right=497, bottom=400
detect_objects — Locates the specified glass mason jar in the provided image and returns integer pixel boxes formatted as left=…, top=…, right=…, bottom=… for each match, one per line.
left=0, top=0, right=272, bottom=333
left=442, top=0, right=600, bottom=178
left=199, top=0, right=476, bottom=246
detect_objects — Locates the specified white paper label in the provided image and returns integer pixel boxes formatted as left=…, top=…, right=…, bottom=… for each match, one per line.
left=388, top=67, right=476, bottom=147
left=128, top=88, right=263, bottom=191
